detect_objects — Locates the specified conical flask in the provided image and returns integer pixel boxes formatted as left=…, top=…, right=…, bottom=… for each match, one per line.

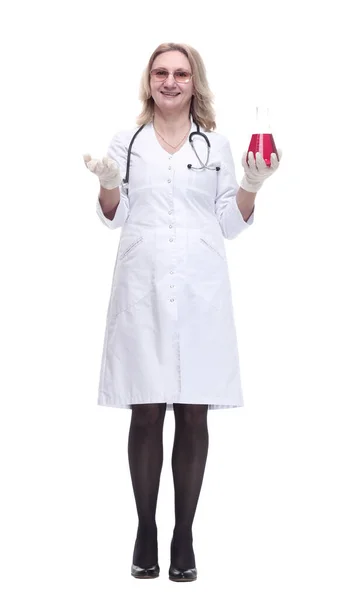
left=247, top=106, right=279, bottom=166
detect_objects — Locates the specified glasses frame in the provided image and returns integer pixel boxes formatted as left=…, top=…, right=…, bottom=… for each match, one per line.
left=149, top=68, right=193, bottom=84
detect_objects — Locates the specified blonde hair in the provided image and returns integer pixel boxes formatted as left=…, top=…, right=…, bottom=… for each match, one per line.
left=137, top=42, right=216, bottom=131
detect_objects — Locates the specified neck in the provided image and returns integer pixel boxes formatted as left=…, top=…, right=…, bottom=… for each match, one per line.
left=153, top=108, right=191, bottom=135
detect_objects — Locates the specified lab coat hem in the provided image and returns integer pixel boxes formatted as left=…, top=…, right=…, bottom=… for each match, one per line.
left=97, top=394, right=243, bottom=411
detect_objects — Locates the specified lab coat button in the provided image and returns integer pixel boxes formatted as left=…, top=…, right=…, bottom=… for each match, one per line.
left=170, top=271, right=174, bottom=275
left=170, top=298, right=175, bottom=302
left=169, top=224, right=173, bottom=228
left=168, top=179, right=171, bottom=183
left=169, top=238, right=174, bottom=242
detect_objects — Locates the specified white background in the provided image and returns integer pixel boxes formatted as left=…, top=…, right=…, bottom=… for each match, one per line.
left=1, top=0, right=351, bottom=598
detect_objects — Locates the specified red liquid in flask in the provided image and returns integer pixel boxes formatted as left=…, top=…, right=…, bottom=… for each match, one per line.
left=247, top=133, right=278, bottom=167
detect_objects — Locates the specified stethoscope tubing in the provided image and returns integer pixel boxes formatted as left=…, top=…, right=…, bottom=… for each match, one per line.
left=123, top=121, right=219, bottom=188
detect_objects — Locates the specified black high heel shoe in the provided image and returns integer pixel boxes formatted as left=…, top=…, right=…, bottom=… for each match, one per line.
left=169, top=536, right=197, bottom=582
left=131, top=563, right=160, bottom=579
left=168, top=564, right=197, bottom=582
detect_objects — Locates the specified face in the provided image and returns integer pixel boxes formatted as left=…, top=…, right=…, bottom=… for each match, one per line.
left=150, top=51, right=194, bottom=115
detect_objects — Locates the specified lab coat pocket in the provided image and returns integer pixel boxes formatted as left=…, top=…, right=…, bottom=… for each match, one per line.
left=118, top=236, right=143, bottom=260
left=109, top=232, right=156, bottom=318
left=186, top=232, right=229, bottom=311
left=200, top=237, right=225, bottom=261
left=187, top=167, right=218, bottom=199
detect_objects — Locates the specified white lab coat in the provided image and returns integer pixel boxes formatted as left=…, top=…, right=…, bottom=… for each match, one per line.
left=96, top=120, right=254, bottom=410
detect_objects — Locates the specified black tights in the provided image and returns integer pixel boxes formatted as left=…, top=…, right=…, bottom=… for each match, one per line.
left=128, top=403, right=209, bottom=569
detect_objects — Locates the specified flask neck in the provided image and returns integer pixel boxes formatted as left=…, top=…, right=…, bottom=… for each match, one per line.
left=255, top=106, right=271, bottom=133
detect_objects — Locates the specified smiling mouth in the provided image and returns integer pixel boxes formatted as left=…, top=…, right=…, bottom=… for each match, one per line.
left=161, top=92, right=180, bottom=96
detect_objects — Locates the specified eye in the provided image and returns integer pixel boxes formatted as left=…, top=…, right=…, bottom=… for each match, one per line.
left=156, top=69, right=168, bottom=77
left=175, top=70, right=189, bottom=79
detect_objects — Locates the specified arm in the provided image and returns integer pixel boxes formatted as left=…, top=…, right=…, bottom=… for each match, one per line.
left=236, top=187, right=256, bottom=222
left=215, top=140, right=282, bottom=237
left=84, top=132, right=131, bottom=230
left=96, top=133, right=130, bottom=229
left=98, top=186, right=121, bottom=220
left=214, top=141, right=255, bottom=240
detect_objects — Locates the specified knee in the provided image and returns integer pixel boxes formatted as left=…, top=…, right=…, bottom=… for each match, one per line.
left=131, top=403, right=166, bottom=427
left=174, top=404, right=208, bottom=427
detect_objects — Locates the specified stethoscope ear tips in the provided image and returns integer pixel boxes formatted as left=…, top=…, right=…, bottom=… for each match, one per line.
left=187, top=164, right=192, bottom=169
left=216, top=167, right=220, bottom=171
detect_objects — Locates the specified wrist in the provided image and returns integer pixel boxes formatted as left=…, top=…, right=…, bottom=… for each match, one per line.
left=240, top=175, right=263, bottom=194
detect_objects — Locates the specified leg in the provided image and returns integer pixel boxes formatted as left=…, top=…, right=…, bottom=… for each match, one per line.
left=128, top=402, right=167, bottom=568
left=171, top=403, right=209, bottom=570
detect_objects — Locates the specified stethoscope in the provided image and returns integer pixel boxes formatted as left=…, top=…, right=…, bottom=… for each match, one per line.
left=122, top=121, right=220, bottom=190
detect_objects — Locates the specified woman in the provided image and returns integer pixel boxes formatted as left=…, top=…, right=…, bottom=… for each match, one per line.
left=84, top=42, right=281, bottom=582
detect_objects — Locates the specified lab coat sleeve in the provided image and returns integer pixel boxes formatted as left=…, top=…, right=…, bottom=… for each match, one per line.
left=215, top=140, right=255, bottom=240
left=96, top=132, right=130, bottom=229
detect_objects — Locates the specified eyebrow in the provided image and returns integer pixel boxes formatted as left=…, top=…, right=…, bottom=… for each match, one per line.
left=152, top=66, right=189, bottom=70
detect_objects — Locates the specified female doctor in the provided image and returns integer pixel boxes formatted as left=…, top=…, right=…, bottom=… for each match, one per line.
left=84, top=42, right=281, bottom=582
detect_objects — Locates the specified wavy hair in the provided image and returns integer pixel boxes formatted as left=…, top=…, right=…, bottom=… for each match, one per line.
left=137, top=42, right=216, bottom=131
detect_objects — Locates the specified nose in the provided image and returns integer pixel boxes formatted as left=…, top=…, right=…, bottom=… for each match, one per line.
left=163, top=72, right=177, bottom=87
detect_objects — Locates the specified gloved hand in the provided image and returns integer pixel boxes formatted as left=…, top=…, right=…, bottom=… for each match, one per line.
left=240, top=150, right=282, bottom=193
left=83, top=154, right=122, bottom=190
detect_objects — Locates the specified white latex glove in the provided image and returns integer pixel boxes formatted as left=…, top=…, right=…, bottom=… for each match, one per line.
left=240, top=150, right=282, bottom=193
left=83, top=154, right=122, bottom=190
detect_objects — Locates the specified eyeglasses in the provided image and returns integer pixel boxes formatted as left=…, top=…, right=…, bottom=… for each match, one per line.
left=150, top=68, right=193, bottom=84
